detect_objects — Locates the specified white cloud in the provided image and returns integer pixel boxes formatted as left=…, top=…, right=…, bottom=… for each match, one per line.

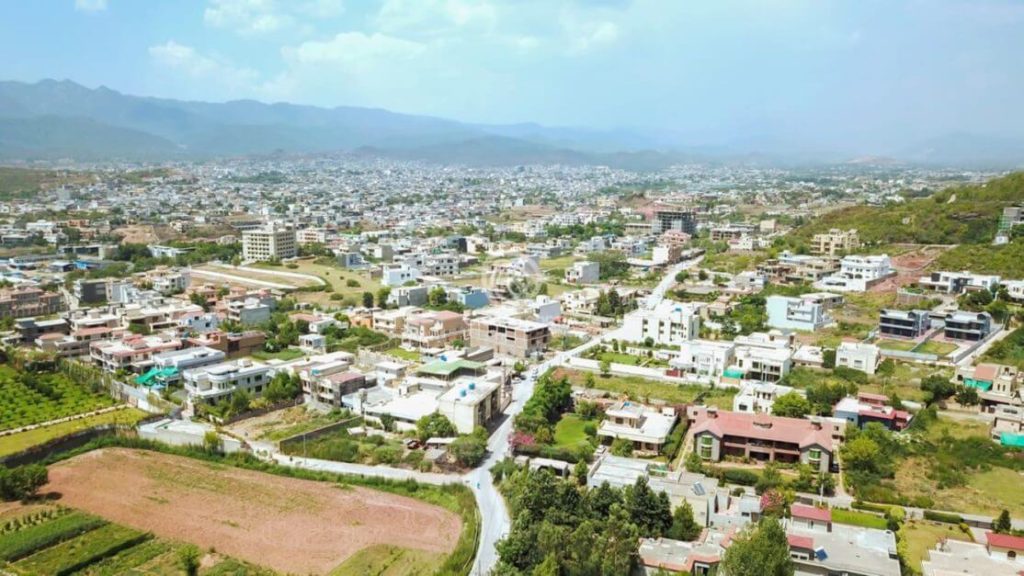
left=203, top=0, right=344, bottom=35
left=564, top=19, right=620, bottom=55
left=74, top=0, right=107, bottom=12
left=149, top=41, right=260, bottom=90
left=285, top=32, right=426, bottom=70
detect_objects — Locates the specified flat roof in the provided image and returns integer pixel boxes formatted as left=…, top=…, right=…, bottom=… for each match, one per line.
left=417, top=359, right=485, bottom=377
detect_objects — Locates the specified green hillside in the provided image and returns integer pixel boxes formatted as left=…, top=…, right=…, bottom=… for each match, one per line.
left=789, top=172, right=1024, bottom=246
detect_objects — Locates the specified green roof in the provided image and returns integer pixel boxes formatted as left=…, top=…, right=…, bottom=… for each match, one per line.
left=136, top=366, right=178, bottom=386
left=417, top=359, right=486, bottom=377
left=723, top=368, right=745, bottom=379
left=1001, top=432, right=1024, bottom=448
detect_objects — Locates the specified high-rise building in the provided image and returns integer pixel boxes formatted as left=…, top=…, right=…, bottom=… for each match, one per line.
left=242, top=225, right=296, bottom=262
left=652, top=209, right=697, bottom=235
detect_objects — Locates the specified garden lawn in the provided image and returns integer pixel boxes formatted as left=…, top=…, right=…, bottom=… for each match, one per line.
left=830, top=508, right=888, bottom=530
left=899, top=521, right=973, bottom=574
left=553, top=368, right=735, bottom=409
left=876, top=339, right=918, bottom=352
left=0, top=407, right=148, bottom=457
left=251, top=348, right=307, bottom=361
left=386, top=347, right=421, bottom=362
left=553, top=414, right=591, bottom=449
left=915, top=340, right=957, bottom=356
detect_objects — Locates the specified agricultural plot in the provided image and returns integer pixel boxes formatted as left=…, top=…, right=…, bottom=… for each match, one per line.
left=0, top=407, right=148, bottom=458
left=0, top=365, right=116, bottom=432
left=45, top=448, right=462, bottom=575
left=0, top=504, right=270, bottom=576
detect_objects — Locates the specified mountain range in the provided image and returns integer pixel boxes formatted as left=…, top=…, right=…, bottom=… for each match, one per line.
left=0, top=79, right=1022, bottom=169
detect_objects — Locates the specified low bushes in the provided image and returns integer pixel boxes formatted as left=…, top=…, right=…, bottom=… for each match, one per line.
left=924, top=510, right=964, bottom=525
left=15, top=523, right=151, bottom=576
left=0, top=511, right=106, bottom=562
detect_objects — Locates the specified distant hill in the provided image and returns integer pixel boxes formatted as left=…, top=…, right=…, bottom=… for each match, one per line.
left=0, top=79, right=685, bottom=168
left=789, top=172, right=1024, bottom=246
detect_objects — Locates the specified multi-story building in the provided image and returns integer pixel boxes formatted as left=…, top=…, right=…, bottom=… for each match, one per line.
left=242, top=225, right=296, bottom=262
left=469, top=316, right=550, bottom=358
left=811, top=228, right=860, bottom=256
left=621, top=300, right=702, bottom=346
left=672, top=340, right=736, bottom=379
left=1003, top=280, right=1024, bottom=302
left=91, top=334, right=183, bottom=373
left=74, top=278, right=109, bottom=304
left=956, top=363, right=1022, bottom=412
left=732, top=382, right=799, bottom=414
left=225, top=298, right=272, bottom=326
left=597, top=401, right=678, bottom=454
left=185, top=330, right=266, bottom=359
left=923, top=532, right=1024, bottom=576
left=878, top=309, right=931, bottom=338
left=381, top=264, right=422, bottom=287
left=437, top=378, right=503, bottom=434
left=0, top=287, right=64, bottom=319
left=565, top=261, right=600, bottom=284
left=918, top=271, right=1001, bottom=294
left=757, top=252, right=839, bottom=284
left=652, top=209, right=697, bottom=235
left=182, top=358, right=274, bottom=407
left=136, top=346, right=227, bottom=388
left=815, top=254, right=894, bottom=292
left=401, top=310, right=469, bottom=350
left=689, top=406, right=836, bottom=473
left=765, top=295, right=833, bottom=332
left=990, top=405, right=1024, bottom=447
left=836, top=342, right=880, bottom=375
left=943, top=311, right=993, bottom=341
left=729, top=345, right=793, bottom=382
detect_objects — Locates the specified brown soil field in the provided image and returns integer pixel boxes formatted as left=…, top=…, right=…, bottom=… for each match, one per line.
left=45, top=448, right=461, bottom=575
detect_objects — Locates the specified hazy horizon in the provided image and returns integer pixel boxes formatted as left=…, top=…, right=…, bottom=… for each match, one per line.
left=2, top=0, right=1024, bottom=156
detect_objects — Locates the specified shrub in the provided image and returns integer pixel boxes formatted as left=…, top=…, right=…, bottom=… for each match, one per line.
left=720, top=468, right=761, bottom=486
left=924, top=510, right=964, bottom=524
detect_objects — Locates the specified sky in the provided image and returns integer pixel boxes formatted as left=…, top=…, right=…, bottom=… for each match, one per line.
left=1, top=0, right=1023, bottom=154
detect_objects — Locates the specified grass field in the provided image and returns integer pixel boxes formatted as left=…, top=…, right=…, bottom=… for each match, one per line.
left=0, top=407, right=148, bottom=457
left=553, top=368, right=735, bottom=409
left=330, top=544, right=444, bottom=576
left=224, top=406, right=352, bottom=442
left=876, top=339, right=918, bottom=352
left=386, top=347, right=422, bottom=362
left=915, top=340, right=958, bottom=356
left=257, top=259, right=382, bottom=307
left=553, top=413, right=592, bottom=450
left=899, top=520, right=973, bottom=573
left=539, top=255, right=583, bottom=271
left=0, top=365, right=117, bottom=432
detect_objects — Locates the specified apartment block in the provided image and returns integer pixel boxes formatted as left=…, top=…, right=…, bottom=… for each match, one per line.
left=565, top=260, right=600, bottom=284
left=469, top=316, right=550, bottom=358
left=621, top=300, right=702, bottom=346
left=401, top=310, right=469, bottom=350
left=835, top=342, right=880, bottom=375
left=0, top=287, right=64, bottom=319
left=242, top=225, right=296, bottom=262
left=652, top=209, right=697, bottom=235
left=811, top=228, right=860, bottom=256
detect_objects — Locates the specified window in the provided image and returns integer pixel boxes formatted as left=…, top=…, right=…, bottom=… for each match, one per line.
left=808, top=448, right=821, bottom=461
left=700, top=446, right=712, bottom=459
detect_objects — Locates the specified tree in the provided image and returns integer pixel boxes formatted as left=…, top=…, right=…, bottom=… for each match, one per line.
left=451, top=430, right=488, bottom=467
left=203, top=431, right=223, bottom=454
left=428, top=286, right=449, bottom=307
left=611, top=437, right=634, bottom=457
left=0, top=464, right=48, bottom=501
left=584, top=372, right=596, bottom=389
left=771, top=392, right=811, bottom=419
left=361, top=291, right=374, bottom=308
left=822, top=348, right=837, bottom=369
left=721, top=518, right=794, bottom=576
left=955, top=385, right=980, bottom=406
left=666, top=500, right=701, bottom=541
left=921, top=374, right=956, bottom=404
left=599, top=360, right=611, bottom=377
left=376, top=286, right=392, bottom=308
left=189, top=292, right=209, bottom=311
left=756, top=463, right=784, bottom=495
left=178, top=545, right=201, bottom=576
left=229, top=390, right=252, bottom=416
left=416, top=412, right=457, bottom=441
left=995, top=509, right=1012, bottom=534
left=684, top=451, right=704, bottom=473
left=624, top=477, right=672, bottom=537
left=573, top=460, right=589, bottom=486
left=841, top=435, right=882, bottom=475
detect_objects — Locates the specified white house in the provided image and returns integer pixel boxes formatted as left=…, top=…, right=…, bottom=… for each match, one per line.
left=836, top=342, right=880, bottom=375
left=765, top=295, right=833, bottom=331
left=672, top=340, right=736, bottom=379
left=382, top=264, right=422, bottom=287
left=621, top=300, right=702, bottom=346
left=815, top=254, right=894, bottom=292
left=565, top=261, right=600, bottom=284
left=732, top=382, right=800, bottom=414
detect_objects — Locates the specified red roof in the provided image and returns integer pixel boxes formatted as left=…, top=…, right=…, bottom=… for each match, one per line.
left=987, top=531, right=1024, bottom=551
left=690, top=409, right=834, bottom=451
left=787, top=534, right=815, bottom=550
left=791, top=504, right=832, bottom=523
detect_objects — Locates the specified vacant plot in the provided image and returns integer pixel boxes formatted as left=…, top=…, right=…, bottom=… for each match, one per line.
left=194, top=264, right=318, bottom=289
left=331, top=544, right=445, bottom=576
left=0, top=407, right=148, bottom=457
left=876, top=338, right=918, bottom=352
left=46, top=448, right=461, bottom=575
left=553, top=367, right=735, bottom=409
left=894, top=455, right=1024, bottom=518
left=256, top=259, right=381, bottom=307
left=225, top=405, right=351, bottom=442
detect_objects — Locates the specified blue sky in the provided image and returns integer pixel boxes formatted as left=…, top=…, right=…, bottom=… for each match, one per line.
left=1, top=0, right=1023, bottom=153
